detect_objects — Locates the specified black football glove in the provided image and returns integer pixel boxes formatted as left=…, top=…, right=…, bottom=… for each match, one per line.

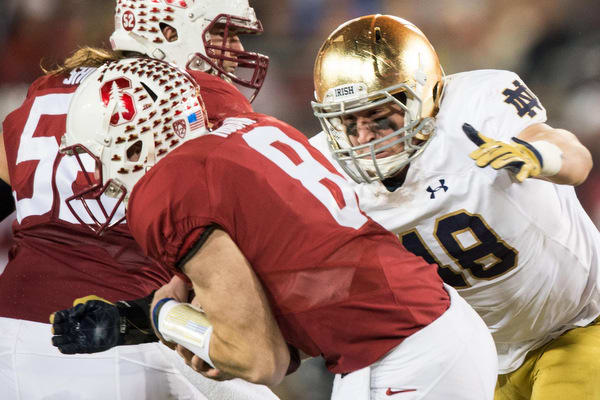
left=50, top=293, right=158, bottom=354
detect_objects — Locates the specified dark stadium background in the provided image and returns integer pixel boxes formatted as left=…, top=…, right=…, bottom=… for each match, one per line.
left=1, top=0, right=599, bottom=398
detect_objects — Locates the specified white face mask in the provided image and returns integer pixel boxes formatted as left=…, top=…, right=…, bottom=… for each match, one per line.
left=355, top=152, right=411, bottom=181
left=315, top=85, right=436, bottom=184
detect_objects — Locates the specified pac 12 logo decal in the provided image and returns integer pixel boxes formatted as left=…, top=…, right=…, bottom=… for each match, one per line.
left=173, top=119, right=187, bottom=138
left=122, top=10, right=135, bottom=32
left=100, top=78, right=136, bottom=126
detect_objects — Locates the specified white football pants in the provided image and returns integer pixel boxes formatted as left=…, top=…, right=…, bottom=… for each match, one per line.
left=0, top=317, right=279, bottom=400
left=331, top=285, right=498, bottom=400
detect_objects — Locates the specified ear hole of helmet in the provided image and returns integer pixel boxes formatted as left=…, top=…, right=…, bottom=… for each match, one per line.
left=392, top=92, right=407, bottom=105
left=126, top=140, right=143, bottom=162
left=432, top=82, right=440, bottom=102
left=159, top=23, right=178, bottom=42
left=375, top=27, right=383, bottom=42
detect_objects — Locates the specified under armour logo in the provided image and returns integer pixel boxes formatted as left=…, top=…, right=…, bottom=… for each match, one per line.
left=426, top=179, right=448, bottom=199
left=502, top=80, right=542, bottom=118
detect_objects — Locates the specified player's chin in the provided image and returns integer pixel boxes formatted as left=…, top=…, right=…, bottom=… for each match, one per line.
left=223, top=64, right=238, bottom=74
left=375, top=151, right=393, bottom=159
left=375, top=149, right=401, bottom=159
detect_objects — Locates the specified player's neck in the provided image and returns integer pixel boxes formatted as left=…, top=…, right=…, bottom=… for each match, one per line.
left=382, top=166, right=409, bottom=192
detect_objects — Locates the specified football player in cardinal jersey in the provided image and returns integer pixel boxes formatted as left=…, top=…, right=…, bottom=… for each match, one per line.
left=0, top=1, right=278, bottom=399
left=309, top=15, right=600, bottom=400
left=56, top=57, right=498, bottom=399
left=108, top=0, right=269, bottom=103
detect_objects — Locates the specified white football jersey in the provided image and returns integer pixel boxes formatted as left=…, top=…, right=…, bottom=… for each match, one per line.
left=309, top=69, right=600, bottom=373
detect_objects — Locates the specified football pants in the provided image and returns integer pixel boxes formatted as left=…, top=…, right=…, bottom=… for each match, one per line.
left=495, top=316, right=600, bottom=400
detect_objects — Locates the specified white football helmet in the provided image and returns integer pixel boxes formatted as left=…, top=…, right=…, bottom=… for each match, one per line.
left=312, top=15, right=444, bottom=184
left=110, top=0, right=269, bottom=101
left=62, top=58, right=208, bottom=234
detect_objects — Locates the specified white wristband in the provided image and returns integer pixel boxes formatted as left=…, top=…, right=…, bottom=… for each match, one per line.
left=530, top=140, right=563, bottom=177
left=157, top=300, right=215, bottom=368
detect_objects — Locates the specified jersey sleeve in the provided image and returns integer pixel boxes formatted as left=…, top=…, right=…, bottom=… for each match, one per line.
left=127, top=136, right=230, bottom=270
left=308, top=131, right=332, bottom=162
left=473, top=70, right=547, bottom=142
left=440, top=70, right=547, bottom=147
left=490, top=71, right=547, bottom=140
left=186, top=70, right=253, bottom=124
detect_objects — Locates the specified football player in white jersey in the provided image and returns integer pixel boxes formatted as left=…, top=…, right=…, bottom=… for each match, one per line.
left=310, top=15, right=600, bottom=400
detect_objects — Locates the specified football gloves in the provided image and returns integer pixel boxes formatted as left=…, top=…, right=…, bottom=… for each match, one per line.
left=50, top=293, right=157, bottom=354
left=463, top=123, right=542, bottom=182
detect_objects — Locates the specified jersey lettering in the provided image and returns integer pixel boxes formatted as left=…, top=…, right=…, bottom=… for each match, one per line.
left=399, top=209, right=518, bottom=287
left=14, top=94, right=72, bottom=223
left=401, top=229, right=468, bottom=287
left=210, top=118, right=256, bottom=137
left=243, top=126, right=368, bottom=229
left=13, top=92, right=125, bottom=225
left=62, top=67, right=96, bottom=86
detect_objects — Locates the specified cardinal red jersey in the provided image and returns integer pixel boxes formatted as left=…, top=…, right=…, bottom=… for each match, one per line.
left=128, top=113, right=450, bottom=374
left=0, top=66, right=252, bottom=323
left=186, top=70, right=253, bottom=124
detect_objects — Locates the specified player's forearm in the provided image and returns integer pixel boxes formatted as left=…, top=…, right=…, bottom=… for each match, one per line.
left=517, top=124, right=592, bottom=186
left=209, top=320, right=290, bottom=385
left=154, top=297, right=290, bottom=385
left=187, top=277, right=291, bottom=385
left=180, top=228, right=291, bottom=385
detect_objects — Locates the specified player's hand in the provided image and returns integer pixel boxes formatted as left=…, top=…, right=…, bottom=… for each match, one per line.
left=51, top=293, right=158, bottom=354
left=463, top=123, right=542, bottom=182
left=176, top=344, right=234, bottom=381
left=50, top=295, right=121, bottom=354
left=150, top=275, right=193, bottom=349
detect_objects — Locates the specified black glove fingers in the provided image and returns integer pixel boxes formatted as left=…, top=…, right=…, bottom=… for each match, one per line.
left=51, top=309, right=70, bottom=324
left=52, top=321, right=72, bottom=335
left=70, top=302, right=91, bottom=318
left=56, top=342, right=83, bottom=355
left=51, top=334, right=74, bottom=347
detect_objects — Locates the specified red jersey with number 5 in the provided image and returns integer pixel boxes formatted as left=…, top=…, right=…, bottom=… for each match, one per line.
left=0, top=67, right=252, bottom=322
left=127, top=113, right=450, bottom=374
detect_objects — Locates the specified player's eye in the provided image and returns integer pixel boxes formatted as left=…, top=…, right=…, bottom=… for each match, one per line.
left=373, top=117, right=396, bottom=131
left=346, top=121, right=358, bottom=136
left=342, top=116, right=358, bottom=136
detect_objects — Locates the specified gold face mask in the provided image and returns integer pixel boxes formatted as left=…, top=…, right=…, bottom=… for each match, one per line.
left=312, top=14, right=444, bottom=183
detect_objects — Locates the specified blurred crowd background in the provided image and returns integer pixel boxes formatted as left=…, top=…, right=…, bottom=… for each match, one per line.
left=1, top=0, right=599, bottom=398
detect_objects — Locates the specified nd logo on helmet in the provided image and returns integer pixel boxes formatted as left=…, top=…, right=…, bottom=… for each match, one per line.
left=100, top=78, right=136, bottom=126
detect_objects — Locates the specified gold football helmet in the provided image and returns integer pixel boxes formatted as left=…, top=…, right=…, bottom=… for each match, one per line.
left=312, top=15, right=444, bottom=183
